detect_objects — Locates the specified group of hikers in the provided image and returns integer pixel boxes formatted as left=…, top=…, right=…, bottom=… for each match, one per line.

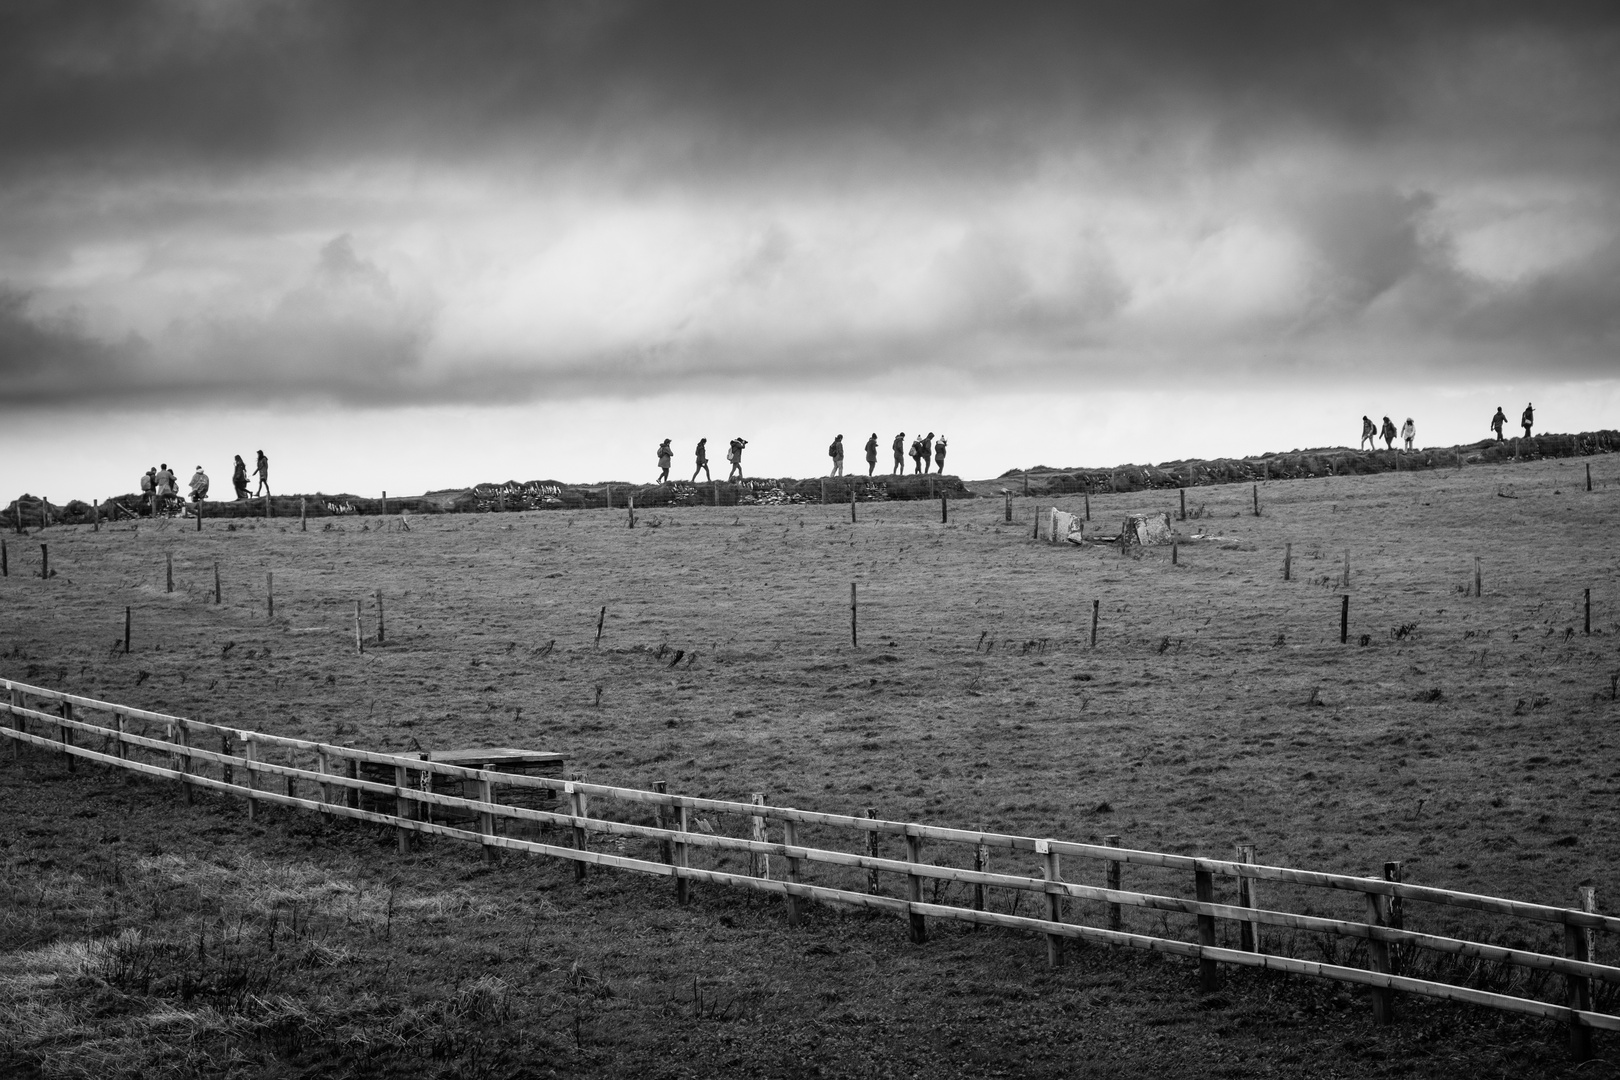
left=653, top=433, right=950, bottom=483
left=1490, top=403, right=1535, bottom=442
left=1359, top=416, right=1418, bottom=452
left=138, top=451, right=268, bottom=514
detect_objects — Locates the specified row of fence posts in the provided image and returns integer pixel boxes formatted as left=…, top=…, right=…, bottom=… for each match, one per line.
left=1, top=697, right=1612, bottom=1059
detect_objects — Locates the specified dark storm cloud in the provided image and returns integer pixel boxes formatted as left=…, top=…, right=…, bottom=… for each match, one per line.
left=1, top=1, right=1617, bottom=407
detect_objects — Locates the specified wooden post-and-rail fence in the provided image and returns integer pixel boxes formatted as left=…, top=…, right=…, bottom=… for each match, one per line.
left=2, top=678, right=1617, bottom=1060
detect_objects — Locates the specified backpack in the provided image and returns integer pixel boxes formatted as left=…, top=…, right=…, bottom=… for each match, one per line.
left=829, top=441, right=839, bottom=457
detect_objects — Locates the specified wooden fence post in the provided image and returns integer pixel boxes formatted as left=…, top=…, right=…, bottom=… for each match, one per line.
left=1584, top=588, right=1591, bottom=635
left=375, top=590, right=385, bottom=644
left=940, top=493, right=948, bottom=524
left=175, top=720, right=191, bottom=804
left=317, top=748, right=331, bottom=805
left=244, top=737, right=258, bottom=821
left=1004, top=490, right=1011, bottom=523
left=1341, top=595, right=1350, bottom=644
left=479, top=765, right=499, bottom=865
left=1090, top=600, right=1100, bottom=649
left=59, top=701, right=75, bottom=773
left=865, top=807, right=881, bottom=894
left=652, top=780, right=673, bottom=864
left=850, top=486, right=856, bottom=523
left=1385, top=861, right=1404, bottom=972
left=1587, top=463, right=1593, bottom=491
left=1567, top=886, right=1597, bottom=1061
left=1040, top=840, right=1064, bottom=966
left=354, top=601, right=363, bottom=655
left=219, top=732, right=232, bottom=785
left=675, top=801, right=691, bottom=905
left=905, top=826, right=927, bottom=944
left=569, top=781, right=588, bottom=882
left=628, top=494, right=636, bottom=528
left=124, top=606, right=131, bottom=654
left=1252, top=484, right=1260, bottom=516
left=1179, top=488, right=1186, bottom=521
left=972, top=827, right=989, bottom=919
left=166, top=552, right=173, bottom=593
left=1084, top=490, right=1090, bottom=521
left=266, top=572, right=274, bottom=620
left=39, top=543, right=47, bottom=579
left=1237, top=844, right=1260, bottom=952
left=1475, top=556, right=1482, bottom=598
left=1195, top=868, right=1219, bottom=992
left=301, top=497, right=307, bottom=531
left=749, top=792, right=770, bottom=878
left=93, top=500, right=99, bottom=531
left=346, top=759, right=359, bottom=809
left=393, top=763, right=412, bottom=854
left=213, top=561, right=221, bottom=604
left=1366, top=880, right=1395, bottom=1025
left=1284, top=543, right=1292, bottom=581
left=782, top=817, right=804, bottom=926
left=114, top=711, right=127, bottom=763
left=1105, top=835, right=1122, bottom=931
left=850, top=583, right=858, bottom=648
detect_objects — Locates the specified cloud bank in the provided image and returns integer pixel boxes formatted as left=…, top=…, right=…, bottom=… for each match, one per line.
left=1, top=1, right=1616, bottom=407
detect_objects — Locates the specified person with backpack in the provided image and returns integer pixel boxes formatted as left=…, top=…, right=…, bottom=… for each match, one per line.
left=692, top=438, right=711, bottom=482
left=188, top=466, right=210, bottom=506
left=1359, top=416, right=1376, bottom=450
left=656, top=439, right=673, bottom=483
left=1380, top=416, right=1396, bottom=450
left=908, top=436, right=924, bottom=474
left=1400, top=418, right=1415, bottom=452
left=232, top=455, right=251, bottom=499
left=934, top=437, right=948, bottom=473
left=727, top=437, right=748, bottom=481
left=891, top=432, right=906, bottom=474
left=140, top=468, right=156, bottom=516
left=1490, top=407, right=1507, bottom=442
left=921, top=432, right=935, bottom=474
left=864, top=433, right=879, bottom=476
left=828, top=434, right=845, bottom=477
left=1521, top=403, right=1534, bottom=438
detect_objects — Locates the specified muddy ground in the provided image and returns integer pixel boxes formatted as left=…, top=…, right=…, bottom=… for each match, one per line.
left=2, top=454, right=1617, bottom=1078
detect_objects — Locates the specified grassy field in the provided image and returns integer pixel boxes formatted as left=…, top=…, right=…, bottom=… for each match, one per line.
left=2, top=454, right=1618, bottom=1078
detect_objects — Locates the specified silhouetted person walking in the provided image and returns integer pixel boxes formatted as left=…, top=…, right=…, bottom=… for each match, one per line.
left=1521, top=403, right=1534, bottom=438
left=891, top=432, right=906, bottom=474
left=1401, top=418, right=1415, bottom=452
left=1491, top=407, right=1507, bottom=442
left=253, top=451, right=270, bottom=496
left=864, top=433, right=878, bottom=476
left=1380, top=416, right=1396, bottom=450
left=934, top=437, right=947, bottom=473
left=189, top=466, right=209, bottom=505
left=1359, top=416, right=1376, bottom=450
left=140, top=468, right=156, bottom=516
left=656, top=439, right=672, bottom=483
left=909, top=436, right=924, bottom=474
left=829, top=434, right=845, bottom=477
left=921, top=433, right=935, bottom=474
left=727, top=437, right=747, bottom=481
left=232, top=455, right=250, bottom=499
left=692, top=438, right=710, bottom=482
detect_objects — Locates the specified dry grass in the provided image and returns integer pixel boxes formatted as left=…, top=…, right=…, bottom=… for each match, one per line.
left=2, top=454, right=1618, bottom=1077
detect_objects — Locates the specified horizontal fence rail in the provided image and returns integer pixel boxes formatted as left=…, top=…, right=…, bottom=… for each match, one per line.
left=3, top=679, right=1616, bottom=1056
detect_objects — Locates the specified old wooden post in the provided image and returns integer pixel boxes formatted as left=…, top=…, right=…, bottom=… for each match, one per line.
left=1385, top=861, right=1404, bottom=971
left=39, top=543, right=48, bottom=580
left=300, top=497, right=307, bottom=531
left=820, top=478, right=827, bottom=505
left=675, top=800, right=692, bottom=905
left=1341, top=595, right=1350, bottom=644
left=973, top=827, right=989, bottom=916
left=166, top=552, right=173, bottom=593
left=1105, top=835, right=1122, bottom=931
left=1587, top=463, right=1593, bottom=491
left=1474, top=556, right=1482, bottom=598
left=1366, top=881, right=1395, bottom=1025
left=1179, top=487, right=1186, bottom=521
left=1284, top=543, right=1292, bottom=581
left=60, top=701, right=75, bottom=773
left=93, top=500, right=99, bottom=531
left=175, top=720, right=191, bottom=804
left=213, top=561, right=221, bottom=604
left=1004, top=490, right=1012, bottom=523
left=905, top=826, right=927, bottom=944
left=353, top=600, right=363, bottom=654
left=850, top=582, right=858, bottom=648
left=1236, top=844, right=1260, bottom=952
left=1040, top=840, right=1064, bottom=967
left=317, top=748, right=331, bottom=805
left=266, top=572, right=274, bottom=620
left=1195, top=867, right=1219, bottom=992
left=627, top=494, right=636, bottom=529
left=652, top=781, right=673, bottom=864
left=219, top=732, right=232, bottom=785
left=865, top=807, right=881, bottom=894
left=940, top=493, right=948, bottom=524
left=1252, top=484, right=1259, bottom=516
left=1567, top=885, right=1597, bottom=1061
left=1585, top=589, right=1591, bottom=635
left=375, top=590, right=385, bottom=644
left=1171, top=542, right=1178, bottom=566
left=569, top=781, right=588, bottom=882
left=244, top=736, right=259, bottom=821
left=1090, top=600, right=1099, bottom=648
left=595, top=605, right=605, bottom=645
left=1, top=538, right=6, bottom=576
left=123, top=607, right=131, bottom=654
left=1033, top=506, right=1040, bottom=540
left=479, top=764, right=499, bottom=865
left=115, top=711, right=128, bottom=763
left=850, top=485, right=856, bottom=523
left=749, top=792, right=769, bottom=878
left=1083, top=490, right=1090, bottom=521
left=393, top=763, right=411, bottom=854
left=782, top=816, right=804, bottom=926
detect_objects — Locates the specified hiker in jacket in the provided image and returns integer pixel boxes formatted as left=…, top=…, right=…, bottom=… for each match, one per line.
left=864, top=433, right=879, bottom=476
left=1380, top=416, right=1396, bottom=450
left=656, top=439, right=673, bottom=483
left=829, top=434, right=845, bottom=477
left=1491, top=407, right=1507, bottom=442
left=232, top=455, right=251, bottom=499
left=892, top=432, right=906, bottom=474
left=692, top=438, right=711, bottom=482
left=1359, top=416, right=1376, bottom=450
left=1521, top=403, right=1534, bottom=438
left=1400, top=418, right=1415, bottom=452
left=727, top=437, right=747, bottom=481
left=909, top=437, right=924, bottom=474
left=934, top=437, right=947, bottom=473
left=921, top=433, right=935, bottom=474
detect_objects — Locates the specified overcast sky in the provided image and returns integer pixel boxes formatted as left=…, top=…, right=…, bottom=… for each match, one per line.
left=3, top=2, right=1617, bottom=497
